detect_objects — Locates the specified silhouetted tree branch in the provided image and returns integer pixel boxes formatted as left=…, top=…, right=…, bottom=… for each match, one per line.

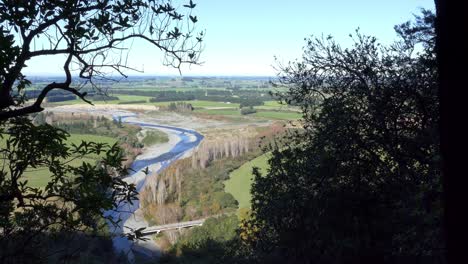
left=0, top=0, right=204, bottom=121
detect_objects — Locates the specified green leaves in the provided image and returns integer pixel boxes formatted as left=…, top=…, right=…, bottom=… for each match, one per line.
left=0, top=117, right=139, bottom=260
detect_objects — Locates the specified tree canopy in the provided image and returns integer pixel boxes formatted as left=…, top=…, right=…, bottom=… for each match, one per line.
left=242, top=10, right=443, bottom=263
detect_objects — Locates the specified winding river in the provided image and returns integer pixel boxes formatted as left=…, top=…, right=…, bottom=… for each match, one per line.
left=105, top=113, right=204, bottom=261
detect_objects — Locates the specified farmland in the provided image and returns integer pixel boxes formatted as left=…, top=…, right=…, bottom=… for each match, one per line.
left=38, top=76, right=303, bottom=123
left=224, top=152, right=271, bottom=211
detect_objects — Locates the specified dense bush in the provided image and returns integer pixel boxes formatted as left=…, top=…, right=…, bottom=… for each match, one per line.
left=240, top=107, right=257, bottom=115
left=239, top=98, right=264, bottom=108
left=166, top=102, right=194, bottom=112
left=142, top=129, right=169, bottom=146
left=160, top=215, right=251, bottom=264
left=149, top=91, right=196, bottom=102
left=243, top=10, right=443, bottom=263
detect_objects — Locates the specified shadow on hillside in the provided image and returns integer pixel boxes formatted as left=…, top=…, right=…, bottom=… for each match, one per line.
left=0, top=232, right=128, bottom=264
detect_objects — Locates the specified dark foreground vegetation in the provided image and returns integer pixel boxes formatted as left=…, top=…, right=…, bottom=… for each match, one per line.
left=243, top=10, right=442, bottom=263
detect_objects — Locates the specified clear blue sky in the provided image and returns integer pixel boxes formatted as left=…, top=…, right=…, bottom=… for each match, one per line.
left=24, top=0, right=435, bottom=77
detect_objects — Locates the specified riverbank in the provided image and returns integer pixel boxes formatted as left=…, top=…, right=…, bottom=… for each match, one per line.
left=136, top=127, right=181, bottom=161
left=107, top=114, right=204, bottom=262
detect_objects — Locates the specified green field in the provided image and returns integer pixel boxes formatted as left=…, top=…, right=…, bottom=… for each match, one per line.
left=256, top=100, right=300, bottom=111
left=254, top=110, right=302, bottom=120
left=263, top=100, right=284, bottom=107
left=64, top=134, right=118, bottom=148
left=113, top=95, right=152, bottom=102
left=2, top=134, right=117, bottom=188
left=224, top=153, right=270, bottom=210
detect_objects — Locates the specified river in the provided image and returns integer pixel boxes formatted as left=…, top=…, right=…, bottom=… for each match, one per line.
left=104, top=113, right=204, bottom=261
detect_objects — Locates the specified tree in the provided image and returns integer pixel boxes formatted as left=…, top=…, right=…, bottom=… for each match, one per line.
left=0, top=0, right=204, bottom=121
left=160, top=215, right=252, bottom=264
left=0, top=0, right=203, bottom=261
left=0, top=117, right=138, bottom=262
left=243, top=10, right=444, bottom=263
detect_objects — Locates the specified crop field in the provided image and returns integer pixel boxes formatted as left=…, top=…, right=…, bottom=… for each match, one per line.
left=224, top=152, right=270, bottom=210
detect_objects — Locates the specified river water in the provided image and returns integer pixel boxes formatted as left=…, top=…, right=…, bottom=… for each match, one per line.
left=105, top=114, right=204, bottom=261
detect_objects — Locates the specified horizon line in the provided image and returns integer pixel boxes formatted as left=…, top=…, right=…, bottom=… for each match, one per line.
left=24, top=74, right=277, bottom=78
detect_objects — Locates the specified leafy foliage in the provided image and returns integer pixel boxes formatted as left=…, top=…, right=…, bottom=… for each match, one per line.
left=160, top=215, right=252, bottom=264
left=142, top=129, right=170, bottom=146
left=0, top=117, right=138, bottom=262
left=239, top=98, right=264, bottom=108
left=243, top=10, right=443, bottom=263
left=240, top=106, right=257, bottom=115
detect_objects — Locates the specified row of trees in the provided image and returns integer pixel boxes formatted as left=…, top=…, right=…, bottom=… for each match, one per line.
left=45, top=94, right=77, bottom=102
left=140, top=132, right=260, bottom=225
left=165, top=102, right=194, bottom=112
left=113, top=89, right=272, bottom=105
left=192, top=136, right=253, bottom=169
